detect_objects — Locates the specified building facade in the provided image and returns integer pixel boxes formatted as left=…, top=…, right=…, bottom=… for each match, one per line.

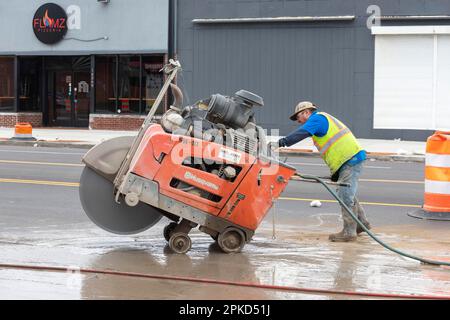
left=175, top=0, right=450, bottom=140
left=1, top=0, right=450, bottom=140
left=0, top=0, right=168, bottom=130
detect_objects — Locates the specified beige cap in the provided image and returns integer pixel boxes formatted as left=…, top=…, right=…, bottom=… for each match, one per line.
left=289, top=101, right=317, bottom=121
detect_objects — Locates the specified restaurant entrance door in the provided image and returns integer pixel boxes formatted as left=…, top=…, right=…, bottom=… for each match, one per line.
left=46, top=56, right=90, bottom=127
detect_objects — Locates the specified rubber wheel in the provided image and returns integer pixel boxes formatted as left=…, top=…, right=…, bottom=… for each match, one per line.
left=217, top=227, right=246, bottom=253
left=163, top=222, right=178, bottom=242
left=168, top=232, right=192, bottom=254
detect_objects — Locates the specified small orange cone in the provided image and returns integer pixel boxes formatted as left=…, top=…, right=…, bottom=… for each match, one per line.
left=10, top=122, right=36, bottom=141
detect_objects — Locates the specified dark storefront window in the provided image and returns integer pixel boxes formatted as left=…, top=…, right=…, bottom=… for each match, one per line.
left=118, top=56, right=140, bottom=114
left=18, top=57, right=41, bottom=112
left=95, top=56, right=117, bottom=113
left=95, top=55, right=164, bottom=115
left=142, top=56, right=164, bottom=114
left=0, top=57, right=15, bottom=112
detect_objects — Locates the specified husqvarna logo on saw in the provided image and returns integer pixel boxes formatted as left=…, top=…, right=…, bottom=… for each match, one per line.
left=184, top=172, right=219, bottom=191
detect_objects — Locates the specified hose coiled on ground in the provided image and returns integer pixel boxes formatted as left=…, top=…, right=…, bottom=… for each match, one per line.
left=298, top=173, right=450, bottom=267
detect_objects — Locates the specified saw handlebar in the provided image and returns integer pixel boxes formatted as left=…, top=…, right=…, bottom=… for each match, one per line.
left=290, top=173, right=350, bottom=187
left=113, top=60, right=182, bottom=200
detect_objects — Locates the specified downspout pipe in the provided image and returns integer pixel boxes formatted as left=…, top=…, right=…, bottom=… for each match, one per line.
left=167, top=0, right=177, bottom=107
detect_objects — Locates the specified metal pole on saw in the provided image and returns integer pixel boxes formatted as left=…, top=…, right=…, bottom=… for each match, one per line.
left=113, top=59, right=182, bottom=201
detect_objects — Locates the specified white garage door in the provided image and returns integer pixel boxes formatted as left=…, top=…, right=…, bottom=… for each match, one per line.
left=373, top=26, right=450, bottom=131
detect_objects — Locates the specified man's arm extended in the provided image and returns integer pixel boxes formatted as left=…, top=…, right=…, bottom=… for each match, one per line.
left=278, top=127, right=311, bottom=147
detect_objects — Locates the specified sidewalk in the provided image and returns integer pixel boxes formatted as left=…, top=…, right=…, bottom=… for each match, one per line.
left=266, top=136, right=425, bottom=162
left=0, top=127, right=426, bottom=162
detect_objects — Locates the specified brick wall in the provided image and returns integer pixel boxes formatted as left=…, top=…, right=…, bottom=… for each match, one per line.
left=89, top=114, right=147, bottom=130
left=0, top=113, right=43, bottom=128
left=0, top=113, right=160, bottom=131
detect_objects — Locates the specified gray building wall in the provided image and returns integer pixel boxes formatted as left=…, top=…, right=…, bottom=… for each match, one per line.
left=176, top=0, right=450, bottom=140
left=0, top=0, right=168, bottom=55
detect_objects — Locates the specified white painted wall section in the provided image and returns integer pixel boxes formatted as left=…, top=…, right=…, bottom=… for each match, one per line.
left=372, top=26, right=450, bottom=131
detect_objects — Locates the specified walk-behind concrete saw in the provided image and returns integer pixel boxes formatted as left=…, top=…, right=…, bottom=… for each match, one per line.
left=79, top=60, right=296, bottom=253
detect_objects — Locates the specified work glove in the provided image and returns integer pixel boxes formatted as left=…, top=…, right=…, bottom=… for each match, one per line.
left=331, top=171, right=340, bottom=182
left=267, top=141, right=280, bottom=153
left=267, top=141, right=280, bottom=157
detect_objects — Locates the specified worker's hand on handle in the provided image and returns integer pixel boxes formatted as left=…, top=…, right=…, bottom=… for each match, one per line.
left=267, top=141, right=280, bottom=157
left=268, top=141, right=280, bottom=152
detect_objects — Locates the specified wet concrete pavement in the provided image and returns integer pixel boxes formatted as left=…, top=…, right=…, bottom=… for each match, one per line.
left=0, top=145, right=449, bottom=299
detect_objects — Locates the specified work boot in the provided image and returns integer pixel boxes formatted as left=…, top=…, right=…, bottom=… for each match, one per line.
left=328, top=228, right=357, bottom=242
left=356, top=221, right=371, bottom=234
left=329, top=208, right=357, bottom=242
left=356, top=222, right=371, bottom=234
left=353, top=198, right=371, bottom=235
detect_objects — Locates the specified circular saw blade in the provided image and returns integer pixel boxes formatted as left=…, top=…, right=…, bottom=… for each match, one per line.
left=79, top=166, right=162, bottom=235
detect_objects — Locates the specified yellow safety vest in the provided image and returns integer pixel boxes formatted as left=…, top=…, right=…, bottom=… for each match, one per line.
left=312, top=112, right=363, bottom=174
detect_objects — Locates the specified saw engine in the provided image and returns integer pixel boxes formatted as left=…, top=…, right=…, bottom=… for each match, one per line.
left=79, top=60, right=295, bottom=254
left=156, top=89, right=268, bottom=204
left=161, top=89, right=265, bottom=155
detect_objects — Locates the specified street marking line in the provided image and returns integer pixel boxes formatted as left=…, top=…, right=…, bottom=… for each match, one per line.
left=0, top=178, right=79, bottom=187
left=0, top=160, right=83, bottom=167
left=0, top=149, right=85, bottom=155
left=279, top=197, right=422, bottom=208
left=288, top=162, right=392, bottom=169
left=360, top=178, right=423, bottom=184
left=0, top=159, right=422, bottom=184
left=0, top=160, right=421, bottom=184
left=0, top=178, right=422, bottom=208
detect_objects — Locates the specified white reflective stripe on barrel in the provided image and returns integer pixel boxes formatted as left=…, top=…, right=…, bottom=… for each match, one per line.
left=425, top=180, right=450, bottom=195
left=14, top=134, right=33, bottom=137
left=426, top=154, right=450, bottom=168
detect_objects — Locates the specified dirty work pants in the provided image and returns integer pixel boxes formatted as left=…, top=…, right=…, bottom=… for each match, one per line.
left=336, top=161, right=368, bottom=231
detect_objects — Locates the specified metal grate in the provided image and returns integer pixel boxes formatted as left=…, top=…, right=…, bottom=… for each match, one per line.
left=232, top=131, right=257, bottom=156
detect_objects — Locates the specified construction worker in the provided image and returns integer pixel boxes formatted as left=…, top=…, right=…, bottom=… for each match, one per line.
left=269, top=101, right=371, bottom=242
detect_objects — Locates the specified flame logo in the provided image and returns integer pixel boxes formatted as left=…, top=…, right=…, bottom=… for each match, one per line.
left=43, top=10, right=53, bottom=28
left=33, top=4, right=68, bottom=43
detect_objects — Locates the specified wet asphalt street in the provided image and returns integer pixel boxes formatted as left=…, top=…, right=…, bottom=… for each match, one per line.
left=0, top=145, right=449, bottom=299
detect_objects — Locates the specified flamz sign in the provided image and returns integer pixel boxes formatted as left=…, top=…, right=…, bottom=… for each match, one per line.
left=32, top=3, right=68, bottom=44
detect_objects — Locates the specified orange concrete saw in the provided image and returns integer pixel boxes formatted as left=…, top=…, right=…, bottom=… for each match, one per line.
left=79, top=60, right=295, bottom=253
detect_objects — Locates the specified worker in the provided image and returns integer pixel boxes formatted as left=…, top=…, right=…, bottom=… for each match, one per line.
left=269, top=101, right=371, bottom=242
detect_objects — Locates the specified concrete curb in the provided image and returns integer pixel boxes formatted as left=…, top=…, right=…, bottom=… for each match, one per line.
left=0, top=139, right=425, bottom=162
left=0, top=139, right=94, bottom=149
left=365, top=154, right=425, bottom=163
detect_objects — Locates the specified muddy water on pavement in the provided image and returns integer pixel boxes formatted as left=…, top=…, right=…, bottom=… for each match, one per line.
left=0, top=220, right=449, bottom=299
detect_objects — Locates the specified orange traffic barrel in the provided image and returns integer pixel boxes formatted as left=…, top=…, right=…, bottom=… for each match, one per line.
left=10, top=122, right=36, bottom=141
left=409, top=131, right=450, bottom=221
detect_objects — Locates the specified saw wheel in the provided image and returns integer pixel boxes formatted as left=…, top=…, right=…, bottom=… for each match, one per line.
left=79, top=166, right=162, bottom=235
left=217, top=227, right=246, bottom=253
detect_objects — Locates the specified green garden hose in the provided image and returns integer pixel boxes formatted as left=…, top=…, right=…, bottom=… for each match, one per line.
left=298, top=173, right=450, bottom=267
